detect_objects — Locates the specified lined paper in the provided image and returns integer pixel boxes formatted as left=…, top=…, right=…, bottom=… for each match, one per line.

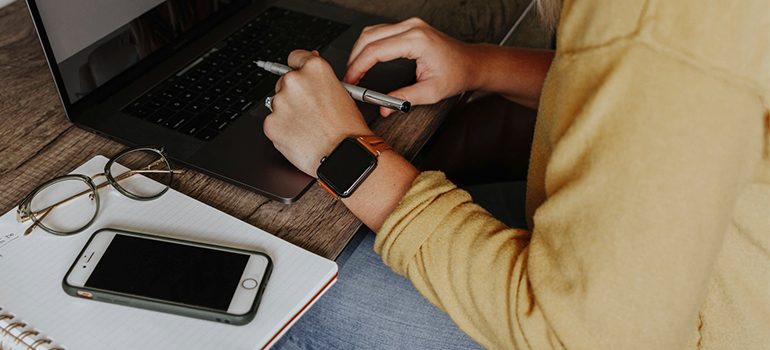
left=0, top=156, right=337, bottom=350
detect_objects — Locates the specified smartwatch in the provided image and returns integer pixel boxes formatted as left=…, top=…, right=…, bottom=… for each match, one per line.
left=316, top=136, right=392, bottom=200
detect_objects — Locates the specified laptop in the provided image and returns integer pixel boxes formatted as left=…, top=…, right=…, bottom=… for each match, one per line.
left=25, top=0, right=416, bottom=203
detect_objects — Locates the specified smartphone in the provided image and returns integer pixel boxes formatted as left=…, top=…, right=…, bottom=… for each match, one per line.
left=63, top=228, right=272, bottom=325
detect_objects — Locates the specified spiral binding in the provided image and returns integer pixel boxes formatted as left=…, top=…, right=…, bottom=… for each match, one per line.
left=0, top=306, right=65, bottom=350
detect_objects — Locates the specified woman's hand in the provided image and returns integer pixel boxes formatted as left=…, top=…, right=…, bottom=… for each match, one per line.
left=344, top=17, right=479, bottom=117
left=263, top=50, right=373, bottom=177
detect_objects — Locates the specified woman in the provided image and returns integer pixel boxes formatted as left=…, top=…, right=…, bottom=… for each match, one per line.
left=265, top=0, right=769, bottom=348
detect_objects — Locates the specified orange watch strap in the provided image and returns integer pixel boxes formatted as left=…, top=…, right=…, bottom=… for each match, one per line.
left=355, top=136, right=392, bottom=156
left=317, top=179, right=341, bottom=201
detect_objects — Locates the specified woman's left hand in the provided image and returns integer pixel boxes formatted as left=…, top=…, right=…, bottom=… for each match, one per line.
left=263, top=50, right=374, bottom=177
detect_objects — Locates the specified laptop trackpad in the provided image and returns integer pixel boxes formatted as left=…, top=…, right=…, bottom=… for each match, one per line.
left=189, top=109, right=314, bottom=203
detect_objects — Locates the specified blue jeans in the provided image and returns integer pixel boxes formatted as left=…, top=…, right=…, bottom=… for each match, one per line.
left=273, top=181, right=527, bottom=350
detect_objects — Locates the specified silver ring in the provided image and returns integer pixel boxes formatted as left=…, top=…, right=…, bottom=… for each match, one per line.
left=264, top=95, right=274, bottom=112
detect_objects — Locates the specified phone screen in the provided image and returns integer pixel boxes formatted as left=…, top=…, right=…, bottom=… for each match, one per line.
left=85, top=234, right=249, bottom=311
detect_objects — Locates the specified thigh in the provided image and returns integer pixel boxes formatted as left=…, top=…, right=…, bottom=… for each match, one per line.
left=272, top=232, right=486, bottom=350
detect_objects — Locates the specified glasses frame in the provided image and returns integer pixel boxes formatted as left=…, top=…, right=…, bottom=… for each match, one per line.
left=16, top=146, right=181, bottom=236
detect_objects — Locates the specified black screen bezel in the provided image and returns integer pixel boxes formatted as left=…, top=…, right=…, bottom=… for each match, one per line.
left=316, top=138, right=377, bottom=198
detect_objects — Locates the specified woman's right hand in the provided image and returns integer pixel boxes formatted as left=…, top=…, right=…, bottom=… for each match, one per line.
left=344, top=18, right=479, bottom=117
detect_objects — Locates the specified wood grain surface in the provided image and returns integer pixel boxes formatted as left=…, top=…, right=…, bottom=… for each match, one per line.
left=0, top=0, right=522, bottom=259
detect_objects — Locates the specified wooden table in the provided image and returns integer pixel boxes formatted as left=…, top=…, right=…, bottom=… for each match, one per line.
left=0, top=0, right=530, bottom=260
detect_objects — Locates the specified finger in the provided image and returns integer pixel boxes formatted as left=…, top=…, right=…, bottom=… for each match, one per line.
left=287, top=49, right=317, bottom=69
left=274, top=75, right=285, bottom=93
left=288, top=49, right=333, bottom=77
left=344, top=31, right=420, bottom=85
left=380, top=106, right=396, bottom=117
left=347, top=18, right=425, bottom=67
left=378, top=81, right=440, bottom=117
left=269, top=93, right=282, bottom=112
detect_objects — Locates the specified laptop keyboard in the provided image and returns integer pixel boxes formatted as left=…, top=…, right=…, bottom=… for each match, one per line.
left=121, top=7, right=349, bottom=141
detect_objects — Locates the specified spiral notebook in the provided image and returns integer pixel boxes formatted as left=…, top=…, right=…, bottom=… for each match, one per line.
left=0, top=156, right=338, bottom=350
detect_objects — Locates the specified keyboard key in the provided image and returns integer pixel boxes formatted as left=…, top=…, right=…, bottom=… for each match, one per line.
left=207, top=102, right=228, bottom=114
left=164, top=111, right=194, bottom=129
left=233, top=99, right=254, bottom=112
left=192, top=64, right=213, bottom=75
left=195, top=128, right=219, bottom=141
left=221, top=110, right=240, bottom=122
left=147, top=98, right=166, bottom=109
left=123, top=100, right=145, bottom=113
left=171, top=82, right=190, bottom=91
left=209, top=84, right=229, bottom=95
left=249, top=70, right=268, bottom=82
left=131, top=106, right=155, bottom=119
left=179, top=92, right=199, bottom=102
left=147, top=108, right=176, bottom=124
left=191, top=82, right=211, bottom=93
left=184, top=101, right=206, bottom=113
left=224, top=59, right=242, bottom=69
left=231, top=85, right=248, bottom=95
left=184, top=74, right=202, bottom=83
left=202, top=75, right=219, bottom=84
left=214, top=51, right=233, bottom=60
left=209, top=118, right=230, bottom=131
left=167, top=99, right=188, bottom=110
left=221, top=78, right=240, bottom=87
left=199, top=93, right=216, bottom=104
left=219, top=94, right=239, bottom=105
left=159, top=91, right=178, bottom=100
left=233, top=69, right=249, bottom=79
left=240, top=78, right=257, bottom=88
left=209, top=58, right=225, bottom=67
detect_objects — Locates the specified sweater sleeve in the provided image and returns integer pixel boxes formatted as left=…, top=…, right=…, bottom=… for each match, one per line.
left=375, top=17, right=766, bottom=350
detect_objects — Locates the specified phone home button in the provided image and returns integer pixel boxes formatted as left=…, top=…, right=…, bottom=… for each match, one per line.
left=242, top=278, right=258, bottom=290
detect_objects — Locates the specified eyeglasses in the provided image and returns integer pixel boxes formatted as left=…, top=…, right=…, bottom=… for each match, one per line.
left=16, top=146, right=184, bottom=236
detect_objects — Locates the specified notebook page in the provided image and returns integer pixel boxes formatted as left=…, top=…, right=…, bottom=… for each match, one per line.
left=0, top=156, right=337, bottom=350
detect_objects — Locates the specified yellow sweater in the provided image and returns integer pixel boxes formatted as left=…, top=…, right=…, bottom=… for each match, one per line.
left=376, top=0, right=769, bottom=349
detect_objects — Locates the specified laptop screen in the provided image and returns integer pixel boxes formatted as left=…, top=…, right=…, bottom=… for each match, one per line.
left=33, top=0, right=244, bottom=105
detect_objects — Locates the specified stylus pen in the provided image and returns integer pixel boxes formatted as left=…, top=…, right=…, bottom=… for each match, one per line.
left=255, top=60, right=411, bottom=113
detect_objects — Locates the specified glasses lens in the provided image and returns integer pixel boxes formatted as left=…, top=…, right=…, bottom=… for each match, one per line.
left=29, top=177, right=97, bottom=235
left=110, top=148, right=172, bottom=199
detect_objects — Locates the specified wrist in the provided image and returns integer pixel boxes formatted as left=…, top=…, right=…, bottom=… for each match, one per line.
left=311, top=110, right=373, bottom=174
left=460, top=43, right=498, bottom=92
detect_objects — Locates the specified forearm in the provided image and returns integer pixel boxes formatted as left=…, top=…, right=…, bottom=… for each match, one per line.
left=374, top=172, right=535, bottom=349
left=464, top=44, right=554, bottom=109
left=340, top=150, right=420, bottom=232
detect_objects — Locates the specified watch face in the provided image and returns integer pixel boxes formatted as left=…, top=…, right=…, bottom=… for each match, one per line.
left=317, top=138, right=377, bottom=197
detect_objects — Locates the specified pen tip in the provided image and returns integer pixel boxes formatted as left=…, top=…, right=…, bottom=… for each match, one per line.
left=255, top=60, right=266, bottom=68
